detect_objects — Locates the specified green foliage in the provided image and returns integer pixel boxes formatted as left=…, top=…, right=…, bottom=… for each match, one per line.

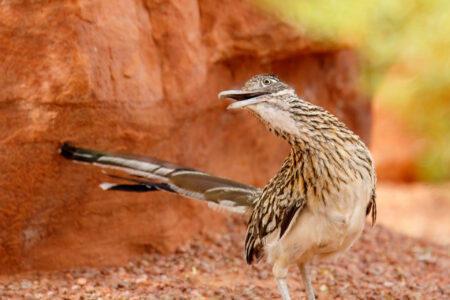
left=257, top=0, right=450, bottom=181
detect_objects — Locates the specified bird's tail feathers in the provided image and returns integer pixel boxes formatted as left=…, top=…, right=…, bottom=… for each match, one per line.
left=60, top=143, right=258, bottom=213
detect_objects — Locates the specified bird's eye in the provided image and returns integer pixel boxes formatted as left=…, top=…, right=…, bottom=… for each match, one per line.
left=262, top=79, right=273, bottom=86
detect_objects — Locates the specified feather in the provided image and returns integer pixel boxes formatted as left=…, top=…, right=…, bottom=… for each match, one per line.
left=60, top=143, right=258, bottom=211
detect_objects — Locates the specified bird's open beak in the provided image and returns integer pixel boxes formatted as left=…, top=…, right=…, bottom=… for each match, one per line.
left=218, top=90, right=269, bottom=110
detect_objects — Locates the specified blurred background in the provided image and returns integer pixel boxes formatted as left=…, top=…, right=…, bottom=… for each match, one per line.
left=259, top=0, right=450, bottom=182
left=258, top=0, right=450, bottom=245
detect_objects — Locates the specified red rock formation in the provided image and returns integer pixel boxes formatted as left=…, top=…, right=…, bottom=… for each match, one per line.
left=0, top=1, right=371, bottom=273
left=371, top=101, right=422, bottom=182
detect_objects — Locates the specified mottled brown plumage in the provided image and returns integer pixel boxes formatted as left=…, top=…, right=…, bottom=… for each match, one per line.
left=241, top=77, right=377, bottom=265
left=61, top=74, right=376, bottom=300
left=220, top=74, right=376, bottom=300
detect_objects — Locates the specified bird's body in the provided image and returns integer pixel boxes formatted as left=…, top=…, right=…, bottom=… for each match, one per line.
left=61, top=74, right=376, bottom=300
left=250, top=148, right=373, bottom=269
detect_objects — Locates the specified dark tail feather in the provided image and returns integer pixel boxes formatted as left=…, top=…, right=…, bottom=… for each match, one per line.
left=60, top=142, right=104, bottom=163
left=102, top=174, right=175, bottom=193
left=104, top=184, right=159, bottom=192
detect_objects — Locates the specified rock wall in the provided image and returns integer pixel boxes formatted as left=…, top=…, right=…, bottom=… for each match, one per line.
left=371, top=102, right=421, bottom=182
left=0, top=0, right=371, bottom=273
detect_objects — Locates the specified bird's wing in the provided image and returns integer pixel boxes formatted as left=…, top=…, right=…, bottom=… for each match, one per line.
left=244, top=157, right=306, bottom=264
left=60, top=143, right=258, bottom=212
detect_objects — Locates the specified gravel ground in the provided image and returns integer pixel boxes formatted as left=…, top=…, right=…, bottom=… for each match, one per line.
left=1, top=217, right=449, bottom=300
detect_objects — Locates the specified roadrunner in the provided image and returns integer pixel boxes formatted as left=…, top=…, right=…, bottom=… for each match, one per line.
left=60, top=74, right=376, bottom=300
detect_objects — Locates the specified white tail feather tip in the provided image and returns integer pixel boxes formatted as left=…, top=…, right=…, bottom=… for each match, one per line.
left=99, top=182, right=117, bottom=190
left=218, top=200, right=237, bottom=207
left=207, top=202, right=246, bottom=214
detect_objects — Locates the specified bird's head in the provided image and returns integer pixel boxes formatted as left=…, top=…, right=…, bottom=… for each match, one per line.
left=219, top=74, right=304, bottom=139
left=218, top=74, right=293, bottom=110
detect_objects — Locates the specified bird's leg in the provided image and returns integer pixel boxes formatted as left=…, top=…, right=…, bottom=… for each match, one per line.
left=275, top=277, right=291, bottom=300
left=298, top=263, right=315, bottom=300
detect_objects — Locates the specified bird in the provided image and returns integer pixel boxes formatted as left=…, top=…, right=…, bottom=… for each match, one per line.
left=60, top=74, right=376, bottom=300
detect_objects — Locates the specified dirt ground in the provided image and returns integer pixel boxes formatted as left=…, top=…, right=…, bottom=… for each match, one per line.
left=1, top=183, right=449, bottom=300
left=376, top=182, right=450, bottom=246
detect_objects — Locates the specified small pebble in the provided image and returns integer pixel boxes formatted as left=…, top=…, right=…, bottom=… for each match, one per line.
left=20, top=281, right=32, bottom=289
left=85, top=285, right=95, bottom=293
left=135, top=274, right=148, bottom=284
left=320, top=284, right=328, bottom=292
left=77, top=277, right=87, bottom=286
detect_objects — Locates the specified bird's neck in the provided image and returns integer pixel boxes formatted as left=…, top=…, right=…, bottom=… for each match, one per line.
left=276, top=122, right=374, bottom=203
left=252, top=98, right=375, bottom=195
